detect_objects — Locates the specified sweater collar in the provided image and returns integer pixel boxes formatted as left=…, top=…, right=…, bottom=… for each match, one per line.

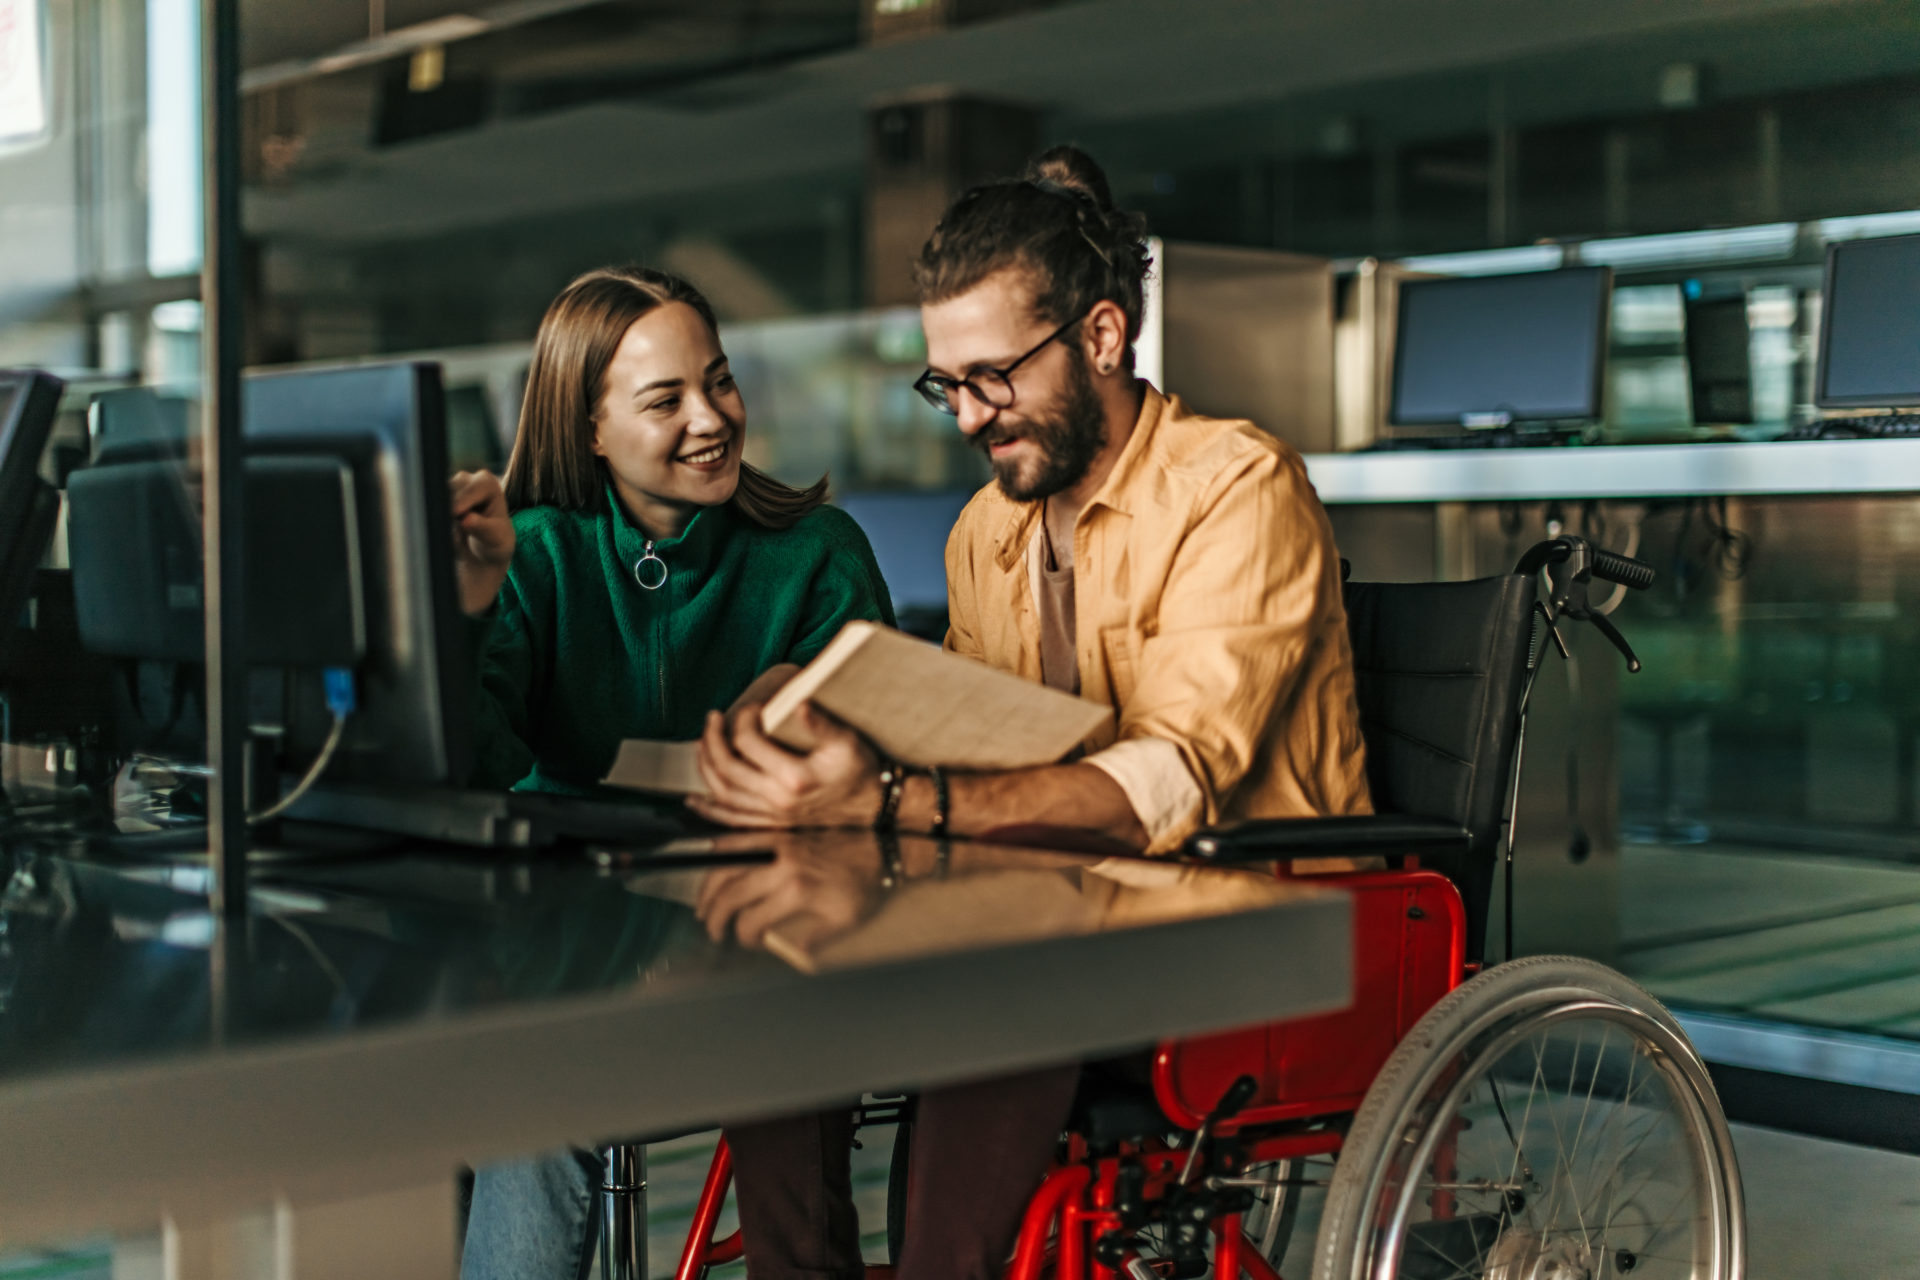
left=606, top=483, right=733, bottom=577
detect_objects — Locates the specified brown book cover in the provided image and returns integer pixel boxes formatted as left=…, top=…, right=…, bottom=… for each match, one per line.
left=602, top=621, right=1111, bottom=794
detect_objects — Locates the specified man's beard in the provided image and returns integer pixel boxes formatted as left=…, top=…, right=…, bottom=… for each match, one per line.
left=975, top=350, right=1107, bottom=503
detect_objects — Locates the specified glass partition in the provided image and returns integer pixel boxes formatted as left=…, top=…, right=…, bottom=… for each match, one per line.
left=0, top=0, right=210, bottom=834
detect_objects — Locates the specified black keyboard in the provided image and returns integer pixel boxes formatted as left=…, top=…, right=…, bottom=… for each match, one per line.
left=1787, top=413, right=1920, bottom=440
left=1365, top=430, right=1586, bottom=452
left=282, top=782, right=686, bottom=850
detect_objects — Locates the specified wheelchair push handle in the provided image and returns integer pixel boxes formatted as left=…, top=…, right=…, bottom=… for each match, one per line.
left=1514, top=536, right=1656, bottom=673
left=1512, top=535, right=1652, bottom=589
left=1591, top=548, right=1655, bottom=591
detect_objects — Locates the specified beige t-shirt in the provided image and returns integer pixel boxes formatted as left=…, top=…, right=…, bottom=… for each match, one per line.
left=1035, top=526, right=1078, bottom=695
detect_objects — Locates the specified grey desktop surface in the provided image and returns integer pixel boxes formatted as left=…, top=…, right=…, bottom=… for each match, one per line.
left=0, top=830, right=1350, bottom=1246
left=1303, top=437, right=1920, bottom=503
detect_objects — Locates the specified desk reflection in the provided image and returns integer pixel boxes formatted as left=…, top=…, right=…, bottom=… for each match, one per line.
left=628, top=830, right=1317, bottom=973
left=0, top=831, right=1324, bottom=1083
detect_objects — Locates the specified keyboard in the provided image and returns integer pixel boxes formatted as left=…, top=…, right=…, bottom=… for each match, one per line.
left=282, top=782, right=686, bottom=851
left=1786, top=413, right=1920, bottom=440
left=1365, top=430, right=1586, bottom=452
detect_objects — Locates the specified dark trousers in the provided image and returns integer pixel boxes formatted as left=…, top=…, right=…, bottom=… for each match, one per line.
left=726, top=1063, right=1081, bottom=1280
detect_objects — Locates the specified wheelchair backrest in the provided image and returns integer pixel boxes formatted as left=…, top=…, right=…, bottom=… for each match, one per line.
left=1342, top=573, right=1538, bottom=961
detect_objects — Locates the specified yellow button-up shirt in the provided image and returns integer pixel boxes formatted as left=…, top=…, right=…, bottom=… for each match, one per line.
left=943, top=384, right=1371, bottom=853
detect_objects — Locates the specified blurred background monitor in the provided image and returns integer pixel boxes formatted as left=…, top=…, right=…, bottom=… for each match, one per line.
left=1684, top=294, right=1756, bottom=426
left=444, top=382, right=507, bottom=473
left=835, top=490, right=972, bottom=641
left=1815, top=232, right=1920, bottom=409
left=0, top=371, right=64, bottom=655
left=1389, top=267, right=1613, bottom=428
left=88, top=385, right=193, bottom=460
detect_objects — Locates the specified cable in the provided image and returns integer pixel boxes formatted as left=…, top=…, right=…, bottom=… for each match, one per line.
left=1701, top=496, right=1754, bottom=580
left=249, top=667, right=354, bottom=826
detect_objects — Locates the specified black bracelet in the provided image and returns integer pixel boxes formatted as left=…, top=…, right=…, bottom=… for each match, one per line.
left=874, top=760, right=906, bottom=833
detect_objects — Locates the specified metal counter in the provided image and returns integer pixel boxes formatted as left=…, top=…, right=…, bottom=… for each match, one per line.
left=1303, top=438, right=1920, bottom=504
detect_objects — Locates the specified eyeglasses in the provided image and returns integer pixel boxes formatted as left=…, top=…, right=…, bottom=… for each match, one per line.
left=912, top=314, right=1084, bottom=416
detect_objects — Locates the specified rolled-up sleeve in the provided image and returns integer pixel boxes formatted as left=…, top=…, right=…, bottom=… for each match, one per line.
left=1085, top=736, right=1205, bottom=851
left=1115, top=452, right=1342, bottom=851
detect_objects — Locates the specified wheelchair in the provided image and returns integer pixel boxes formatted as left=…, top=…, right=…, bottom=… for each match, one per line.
left=661, top=536, right=1745, bottom=1280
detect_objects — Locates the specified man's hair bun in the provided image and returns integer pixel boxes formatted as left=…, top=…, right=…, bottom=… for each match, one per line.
left=1023, top=145, right=1117, bottom=213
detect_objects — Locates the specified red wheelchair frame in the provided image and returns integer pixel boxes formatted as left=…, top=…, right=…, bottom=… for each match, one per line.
left=675, top=536, right=1651, bottom=1279
left=673, top=863, right=1470, bottom=1280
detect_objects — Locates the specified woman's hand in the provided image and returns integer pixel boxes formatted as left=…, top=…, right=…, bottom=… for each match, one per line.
left=693, top=838, right=885, bottom=947
left=687, top=702, right=883, bottom=829
left=450, top=470, right=514, bottom=616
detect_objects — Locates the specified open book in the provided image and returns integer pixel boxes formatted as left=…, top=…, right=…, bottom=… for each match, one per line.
left=602, top=621, right=1113, bottom=795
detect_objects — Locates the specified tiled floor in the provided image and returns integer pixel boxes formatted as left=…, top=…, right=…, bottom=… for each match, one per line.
left=1620, top=845, right=1920, bottom=1039
left=7, top=1120, right=1916, bottom=1277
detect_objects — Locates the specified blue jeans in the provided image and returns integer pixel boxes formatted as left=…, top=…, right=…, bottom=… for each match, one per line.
left=462, top=1147, right=603, bottom=1280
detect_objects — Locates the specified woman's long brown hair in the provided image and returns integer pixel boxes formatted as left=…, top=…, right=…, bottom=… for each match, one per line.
left=502, top=265, right=828, bottom=529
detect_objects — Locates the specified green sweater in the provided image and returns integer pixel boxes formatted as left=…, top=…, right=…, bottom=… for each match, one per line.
left=470, top=493, right=894, bottom=794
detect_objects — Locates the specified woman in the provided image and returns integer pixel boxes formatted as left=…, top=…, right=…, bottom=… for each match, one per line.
left=451, top=265, right=893, bottom=1280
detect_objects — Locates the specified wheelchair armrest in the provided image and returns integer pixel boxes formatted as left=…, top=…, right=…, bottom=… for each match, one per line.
left=1182, top=814, right=1472, bottom=865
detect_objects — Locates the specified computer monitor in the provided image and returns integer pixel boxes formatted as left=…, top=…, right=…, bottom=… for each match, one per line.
left=242, top=363, right=472, bottom=788
left=67, top=364, right=469, bottom=792
left=1685, top=295, right=1755, bottom=425
left=1389, top=267, right=1613, bottom=428
left=0, top=370, right=64, bottom=653
left=835, top=490, right=971, bottom=641
left=1815, top=233, right=1920, bottom=409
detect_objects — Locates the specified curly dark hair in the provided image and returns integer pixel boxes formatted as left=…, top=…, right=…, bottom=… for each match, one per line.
left=913, top=146, right=1154, bottom=371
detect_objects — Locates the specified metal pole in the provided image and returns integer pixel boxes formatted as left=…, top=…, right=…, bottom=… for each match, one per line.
left=200, top=0, right=247, bottom=915
left=598, top=1144, right=646, bottom=1280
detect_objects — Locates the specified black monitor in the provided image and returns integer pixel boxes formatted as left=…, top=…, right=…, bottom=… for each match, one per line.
left=68, top=364, right=470, bottom=790
left=0, top=370, right=64, bottom=653
left=1815, top=233, right=1920, bottom=409
left=1685, top=295, right=1755, bottom=425
left=242, top=363, right=472, bottom=788
left=835, top=490, right=970, bottom=641
left=1389, top=267, right=1613, bottom=427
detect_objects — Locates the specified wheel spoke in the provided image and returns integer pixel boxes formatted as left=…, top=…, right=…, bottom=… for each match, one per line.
left=1342, top=968, right=1733, bottom=1280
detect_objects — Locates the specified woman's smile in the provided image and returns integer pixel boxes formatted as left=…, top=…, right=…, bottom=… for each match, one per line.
left=677, top=437, right=732, bottom=469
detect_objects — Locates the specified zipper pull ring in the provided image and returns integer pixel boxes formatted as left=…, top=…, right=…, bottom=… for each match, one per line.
left=633, top=539, right=668, bottom=590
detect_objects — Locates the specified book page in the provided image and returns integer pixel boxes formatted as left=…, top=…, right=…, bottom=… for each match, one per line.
left=603, top=739, right=707, bottom=796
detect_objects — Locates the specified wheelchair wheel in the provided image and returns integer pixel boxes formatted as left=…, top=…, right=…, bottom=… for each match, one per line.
left=1241, top=1156, right=1304, bottom=1268
left=1312, top=956, right=1743, bottom=1280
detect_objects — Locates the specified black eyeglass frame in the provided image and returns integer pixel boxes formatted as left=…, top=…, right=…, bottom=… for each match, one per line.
left=911, top=313, right=1087, bottom=416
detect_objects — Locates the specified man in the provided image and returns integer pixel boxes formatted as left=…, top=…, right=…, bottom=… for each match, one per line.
left=690, top=146, right=1369, bottom=1280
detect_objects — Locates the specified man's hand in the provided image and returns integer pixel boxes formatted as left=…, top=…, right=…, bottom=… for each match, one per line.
left=450, top=470, right=514, bottom=616
left=687, top=702, right=883, bottom=829
left=693, top=838, right=885, bottom=947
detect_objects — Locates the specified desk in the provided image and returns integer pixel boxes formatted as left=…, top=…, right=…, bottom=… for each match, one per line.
left=0, top=829, right=1349, bottom=1277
